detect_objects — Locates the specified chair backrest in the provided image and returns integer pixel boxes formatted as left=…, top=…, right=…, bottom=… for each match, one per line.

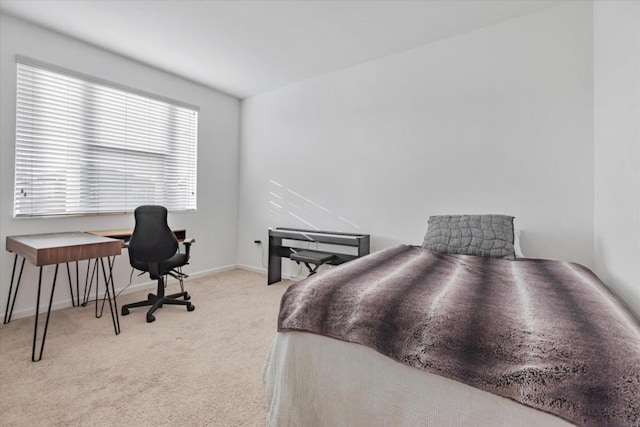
left=128, top=205, right=178, bottom=264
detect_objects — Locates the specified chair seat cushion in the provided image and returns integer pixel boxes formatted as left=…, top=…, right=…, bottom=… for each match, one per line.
left=131, top=252, right=188, bottom=273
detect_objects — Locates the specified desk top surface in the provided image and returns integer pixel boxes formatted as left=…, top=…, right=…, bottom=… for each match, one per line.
left=6, top=232, right=122, bottom=265
left=7, top=232, right=117, bottom=248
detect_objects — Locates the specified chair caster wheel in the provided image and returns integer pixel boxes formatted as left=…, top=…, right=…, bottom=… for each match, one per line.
left=147, top=293, right=155, bottom=301
left=146, top=314, right=155, bottom=323
left=184, top=293, right=191, bottom=301
left=187, top=304, right=195, bottom=312
left=122, top=307, right=130, bottom=316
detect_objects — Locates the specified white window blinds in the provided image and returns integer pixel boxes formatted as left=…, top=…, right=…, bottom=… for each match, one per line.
left=14, top=57, right=198, bottom=217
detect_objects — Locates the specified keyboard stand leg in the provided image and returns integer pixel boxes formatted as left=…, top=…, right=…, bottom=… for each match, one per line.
left=304, top=263, right=319, bottom=276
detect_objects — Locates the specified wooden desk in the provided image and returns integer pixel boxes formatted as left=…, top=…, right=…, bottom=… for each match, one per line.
left=4, top=232, right=122, bottom=361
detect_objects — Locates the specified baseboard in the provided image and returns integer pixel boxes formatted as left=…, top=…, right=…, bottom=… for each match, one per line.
left=236, top=264, right=303, bottom=281
left=237, top=264, right=267, bottom=275
left=0, top=264, right=240, bottom=322
left=187, top=264, right=238, bottom=278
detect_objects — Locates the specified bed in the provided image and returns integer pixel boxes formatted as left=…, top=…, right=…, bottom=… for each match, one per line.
left=264, top=215, right=640, bottom=426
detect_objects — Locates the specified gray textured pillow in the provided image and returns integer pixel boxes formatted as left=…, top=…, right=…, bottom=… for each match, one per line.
left=421, top=214, right=516, bottom=260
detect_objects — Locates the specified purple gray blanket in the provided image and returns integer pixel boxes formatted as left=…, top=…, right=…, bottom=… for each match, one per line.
left=278, top=245, right=640, bottom=426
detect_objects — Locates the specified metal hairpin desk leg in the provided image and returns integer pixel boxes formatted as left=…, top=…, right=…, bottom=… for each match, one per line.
left=3, top=260, right=62, bottom=362
left=3, top=254, right=25, bottom=325
left=5, top=232, right=122, bottom=361
left=82, top=258, right=96, bottom=307
left=65, top=262, right=80, bottom=307
left=81, top=258, right=102, bottom=316
left=79, top=256, right=120, bottom=333
left=75, top=261, right=80, bottom=307
left=4, top=257, right=75, bottom=330
left=5, top=256, right=119, bottom=362
left=93, top=259, right=101, bottom=318
left=99, top=256, right=120, bottom=335
left=83, top=256, right=116, bottom=323
left=32, top=264, right=60, bottom=362
left=4, top=256, right=118, bottom=361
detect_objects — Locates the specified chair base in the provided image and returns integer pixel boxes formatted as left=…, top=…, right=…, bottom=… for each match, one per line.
left=121, top=277, right=194, bottom=322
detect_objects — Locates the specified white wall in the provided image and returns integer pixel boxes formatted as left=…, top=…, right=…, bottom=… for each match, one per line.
left=593, top=1, right=640, bottom=318
left=0, top=14, right=241, bottom=320
left=238, top=2, right=594, bottom=278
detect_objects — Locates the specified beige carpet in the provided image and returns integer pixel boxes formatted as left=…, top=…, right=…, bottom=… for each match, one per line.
left=0, top=269, right=291, bottom=427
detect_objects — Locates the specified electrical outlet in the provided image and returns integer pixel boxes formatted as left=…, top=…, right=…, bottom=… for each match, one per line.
left=254, top=240, right=262, bottom=245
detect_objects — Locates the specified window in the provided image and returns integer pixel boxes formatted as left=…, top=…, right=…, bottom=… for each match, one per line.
left=14, top=57, right=198, bottom=217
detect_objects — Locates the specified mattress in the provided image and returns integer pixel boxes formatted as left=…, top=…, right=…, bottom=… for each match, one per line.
left=264, top=331, right=574, bottom=427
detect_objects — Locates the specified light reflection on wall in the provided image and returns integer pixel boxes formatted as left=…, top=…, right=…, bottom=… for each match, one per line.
left=268, top=179, right=361, bottom=232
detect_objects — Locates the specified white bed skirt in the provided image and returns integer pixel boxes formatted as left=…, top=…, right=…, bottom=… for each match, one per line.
left=264, top=332, right=574, bottom=427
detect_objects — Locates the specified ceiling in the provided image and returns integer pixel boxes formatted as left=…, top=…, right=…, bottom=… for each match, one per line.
left=0, top=0, right=568, bottom=99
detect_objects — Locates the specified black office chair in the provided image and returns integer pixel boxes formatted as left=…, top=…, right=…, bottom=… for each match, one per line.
left=121, top=205, right=195, bottom=323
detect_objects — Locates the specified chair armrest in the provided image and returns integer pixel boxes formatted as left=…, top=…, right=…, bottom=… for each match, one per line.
left=182, top=238, right=195, bottom=258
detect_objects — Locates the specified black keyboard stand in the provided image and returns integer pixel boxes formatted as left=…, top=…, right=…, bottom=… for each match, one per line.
left=267, top=227, right=370, bottom=284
